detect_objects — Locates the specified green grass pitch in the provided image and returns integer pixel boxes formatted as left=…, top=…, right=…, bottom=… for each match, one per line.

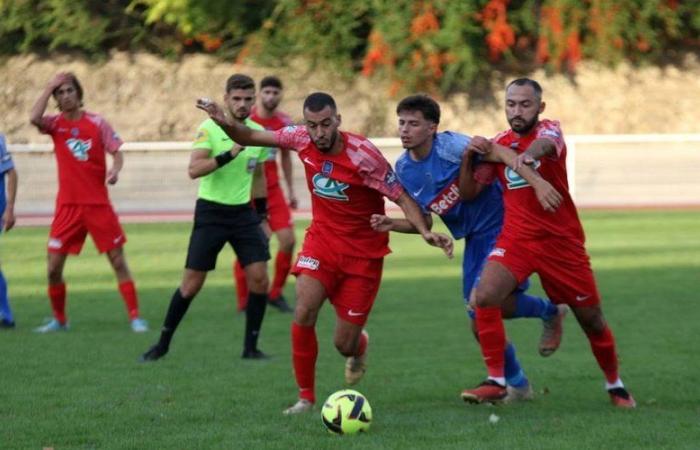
left=1, top=210, right=699, bottom=449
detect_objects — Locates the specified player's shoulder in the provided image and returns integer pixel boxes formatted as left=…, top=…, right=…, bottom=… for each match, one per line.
left=537, top=119, right=563, bottom=135
left=274, top=110, right=294, bottom=126
left=83, top=111, right=111, bottom=126
left=493, top=128, right=513, bottom=144
left=344, top=131, right=380, bottom=153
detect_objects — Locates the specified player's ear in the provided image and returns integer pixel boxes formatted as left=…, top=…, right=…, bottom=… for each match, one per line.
left=539, top=101, right=546, bottom=114
left=336, top=113, right=342, bottom=127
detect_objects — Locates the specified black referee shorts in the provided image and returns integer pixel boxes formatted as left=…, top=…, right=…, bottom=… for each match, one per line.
left=185, top=199, right=270, bottom=271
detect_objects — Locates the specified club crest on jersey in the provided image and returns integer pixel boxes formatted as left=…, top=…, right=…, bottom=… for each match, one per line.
left=428, top=180, right=461, bottom=215
left=312, top=173, right=349, bottom=201
left=505, top=160, right=541, bottom=190
left=70, top=127, right=80, bottom=137
left=385, top=169, right=398, bottom=186
left=66, top=138, right=92, bottom=161
left=321, top=161, right=333, bottom=176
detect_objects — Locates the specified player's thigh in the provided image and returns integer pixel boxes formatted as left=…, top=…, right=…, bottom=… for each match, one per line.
left=185, top=223, right=228, bottom=271
left=229, top=223, right=270, bottom=268
left=48, top=205, right=88, bottom=255
left=535, top=238, right=601, bottom=307
left=267, top=185, right=294, bottom=233
left=294, top=274, right=328, bottom=326
left=463, top=230, right=499, bottom=302
left=330, top=257, right=383, bottom=327
left=83, top=204, right=126, bottom=253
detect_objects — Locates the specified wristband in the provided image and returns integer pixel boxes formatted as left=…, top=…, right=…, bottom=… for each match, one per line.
left=254, top=197, right=268, bottom=219
left=215, top=151, right=235, bottom=167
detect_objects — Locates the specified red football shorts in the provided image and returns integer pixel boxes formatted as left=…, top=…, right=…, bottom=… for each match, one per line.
left=292, top=234, right=384, bottom=326
left=267, top=184, right=293, bottom=232
left=487, top=234, right=601, bottom=307
left=48, top=204, right=127, bottom=255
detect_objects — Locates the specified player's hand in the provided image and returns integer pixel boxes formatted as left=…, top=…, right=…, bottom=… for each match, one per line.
left=260, top=220, right=272, bottom=239
left=2, top=209, right=15, bottom=232
left=512, top=152, right=536, bottom=170
left=48, top=72, right=71, bottom=90
left=532, top=179, right=563, bottom=212
left=196, top=98, right=229, bottom=127
left=106, top=168, right=119, bottom=185
left=467, top=136, right=492, bottom=155
left=288, top=193, right=298, bottom=210
left=422, top=231, right=454, bottom=259
left=369, top=214, right=394, bottom=232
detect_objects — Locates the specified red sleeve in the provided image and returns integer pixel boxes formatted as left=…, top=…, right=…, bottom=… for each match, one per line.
left=96, top=115, right=123, bottom=154
left=39, top=115, right=60, bottom=135
left=473, top=162, right=497, bottom=185
left=536, top=120, right=565, bottom=158
left=274, top=126, right=308, bottom=152
left=347, top=137, right=404, bottom=201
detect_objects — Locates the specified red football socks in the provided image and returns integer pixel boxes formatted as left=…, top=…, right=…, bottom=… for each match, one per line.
left=48, top=283, right=67, bottom=324
left=269, top=250, right=292, bottom=300
left=291, top=322, right=318, bottom=403
left=586, top=325, right=619, bottom=383
left=118, top=280, right=140, bottom=320
left=233, top=261, right=248, bottom=311
left=475, top=306, right=507, bottom=379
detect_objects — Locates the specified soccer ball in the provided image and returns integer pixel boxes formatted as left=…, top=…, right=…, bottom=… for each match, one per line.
left=321, top=389, right=372, bottom=435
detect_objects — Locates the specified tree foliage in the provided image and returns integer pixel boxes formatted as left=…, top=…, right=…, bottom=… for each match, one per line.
left=0, top=0, right=698, bottom=94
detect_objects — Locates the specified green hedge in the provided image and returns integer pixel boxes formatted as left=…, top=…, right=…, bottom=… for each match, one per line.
left=1, top=0, right=698, bottom=94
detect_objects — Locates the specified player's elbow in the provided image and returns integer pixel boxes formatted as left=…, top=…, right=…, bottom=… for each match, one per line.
left=187, top=166, right=201, bottom=179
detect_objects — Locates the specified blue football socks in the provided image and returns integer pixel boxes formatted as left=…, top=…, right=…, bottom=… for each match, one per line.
left=513, top=292, right=558, bottom=320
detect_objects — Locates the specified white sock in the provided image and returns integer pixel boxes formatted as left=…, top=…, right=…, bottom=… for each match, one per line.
left=605, top=378, right=624, bottom=390
left=488, top=376, right=506, bottom=387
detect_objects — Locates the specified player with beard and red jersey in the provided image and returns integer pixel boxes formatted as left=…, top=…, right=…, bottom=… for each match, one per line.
left=197, top=92, right=453, bottom=415
left=29, top=72, right=148, bottom=333
left=459, top=78, right=635, bottom=408
left=234, top=76, right=296, bottom=313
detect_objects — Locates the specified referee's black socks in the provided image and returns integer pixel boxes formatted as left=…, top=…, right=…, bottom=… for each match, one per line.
left=158, top=288, right=194, bottom=351
left=244, top=292, right=268, bottom=353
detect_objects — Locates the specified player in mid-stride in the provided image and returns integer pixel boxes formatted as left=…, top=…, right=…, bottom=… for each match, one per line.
left=29, top=72, right=148, bottom=333
left=197, top=92, right=453, bottom=414
left=460, top=78, right=636, bottom=408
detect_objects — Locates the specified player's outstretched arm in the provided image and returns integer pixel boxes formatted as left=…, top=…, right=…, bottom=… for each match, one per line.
left=369, top=213, right=432, bottom=234
left=394, top=192, right=453, bottom=258
left=29, top=73, right=70, bottom=130
left=196, top=98, right=278, bottom=148
left=3, top=168, right=17, bottom=232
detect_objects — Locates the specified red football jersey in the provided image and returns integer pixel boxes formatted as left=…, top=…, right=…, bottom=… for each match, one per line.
left=40, top=112, right=122, bottom=205
left=275, top=126, right=404, bottom=258
left=251, top=109, right=293, bottom=189
left=491, top=119, right=585, bottom=241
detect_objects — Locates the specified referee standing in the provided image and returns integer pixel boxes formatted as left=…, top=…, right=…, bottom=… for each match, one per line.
left=141, top=74, right=271, bottom=361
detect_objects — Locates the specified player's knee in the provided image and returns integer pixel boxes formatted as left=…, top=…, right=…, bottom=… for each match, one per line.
left=334, top=338, right=355, bottom=357
left=293, top=303, right=317, bottom=326
left=474, top=287, right=498, bottom=308
left=575, top=307, right=606, bottom=334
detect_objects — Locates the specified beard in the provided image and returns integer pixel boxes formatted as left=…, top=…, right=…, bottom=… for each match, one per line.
left=508, top=114, right=539, bottom=134
left=314, top=131, right=338, bottom=153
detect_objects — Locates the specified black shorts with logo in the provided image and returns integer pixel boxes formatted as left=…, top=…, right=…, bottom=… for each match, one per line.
left=185, top=198, right=270, bottom=271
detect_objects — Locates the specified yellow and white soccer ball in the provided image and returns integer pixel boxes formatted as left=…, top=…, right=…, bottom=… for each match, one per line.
left=321, top=389, right=372, bottom=435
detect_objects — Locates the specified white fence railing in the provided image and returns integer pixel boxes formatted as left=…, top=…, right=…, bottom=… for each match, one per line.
left=8, top=134, right=700, bottom=220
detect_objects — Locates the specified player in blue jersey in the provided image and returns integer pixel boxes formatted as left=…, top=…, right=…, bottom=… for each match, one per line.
left=0, top=134, right=18, bottom=329
left=370, top=95, right=567, bottom=402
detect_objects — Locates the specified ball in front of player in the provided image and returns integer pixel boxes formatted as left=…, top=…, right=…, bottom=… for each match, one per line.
left=321, top=389, right=372, bottom=435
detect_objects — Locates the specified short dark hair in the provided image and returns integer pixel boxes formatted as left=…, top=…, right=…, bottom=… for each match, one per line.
left=396, top=94, right=441, bottom=124
left=506, top=78, right=543, bottom=101
left=226, top=74, right=255, bottom=92
left=52, top=73, right=84, bottom=103
left=260, top=76, right=283, bottom=90
left=303, top=92, right=336, bottom=113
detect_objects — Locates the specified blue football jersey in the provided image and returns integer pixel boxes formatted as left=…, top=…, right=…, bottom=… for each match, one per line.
left=0, top=134, right=14, bottom=215
left=395, top=131, right=503, bottom=240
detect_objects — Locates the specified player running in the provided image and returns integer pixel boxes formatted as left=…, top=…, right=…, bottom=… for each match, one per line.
left=140, top=74, right=271, bottom=362
left=0, top=133, right=17, bottom=329
left=370, top=94, right=567, bottom=402
left=234, top=76, right=296, bottom=313
left=460, top=78, right=636, bottom=408
left=197, top=92, right=453, bottom=415
left=29, top=72, right=148, bottom=333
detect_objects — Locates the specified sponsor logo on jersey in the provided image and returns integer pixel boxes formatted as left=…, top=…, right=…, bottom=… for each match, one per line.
left=427, top=180, right=461, bottom=215
left=194, top=128, right=209, bottom=144
left=384, top=168, right=398, bottom=186
left=66, top=138, right=92, bottom=161
left=504, top=159, right=541, bottom=190
left=246, top=158, right=258, bottom=173
left=321, top=161, right=333, bottom=176
left=297, top=255, right=320, bottom=270
left=489, top=247, right=506, bottom=257
left=312, top=173, right=350, bottom=201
